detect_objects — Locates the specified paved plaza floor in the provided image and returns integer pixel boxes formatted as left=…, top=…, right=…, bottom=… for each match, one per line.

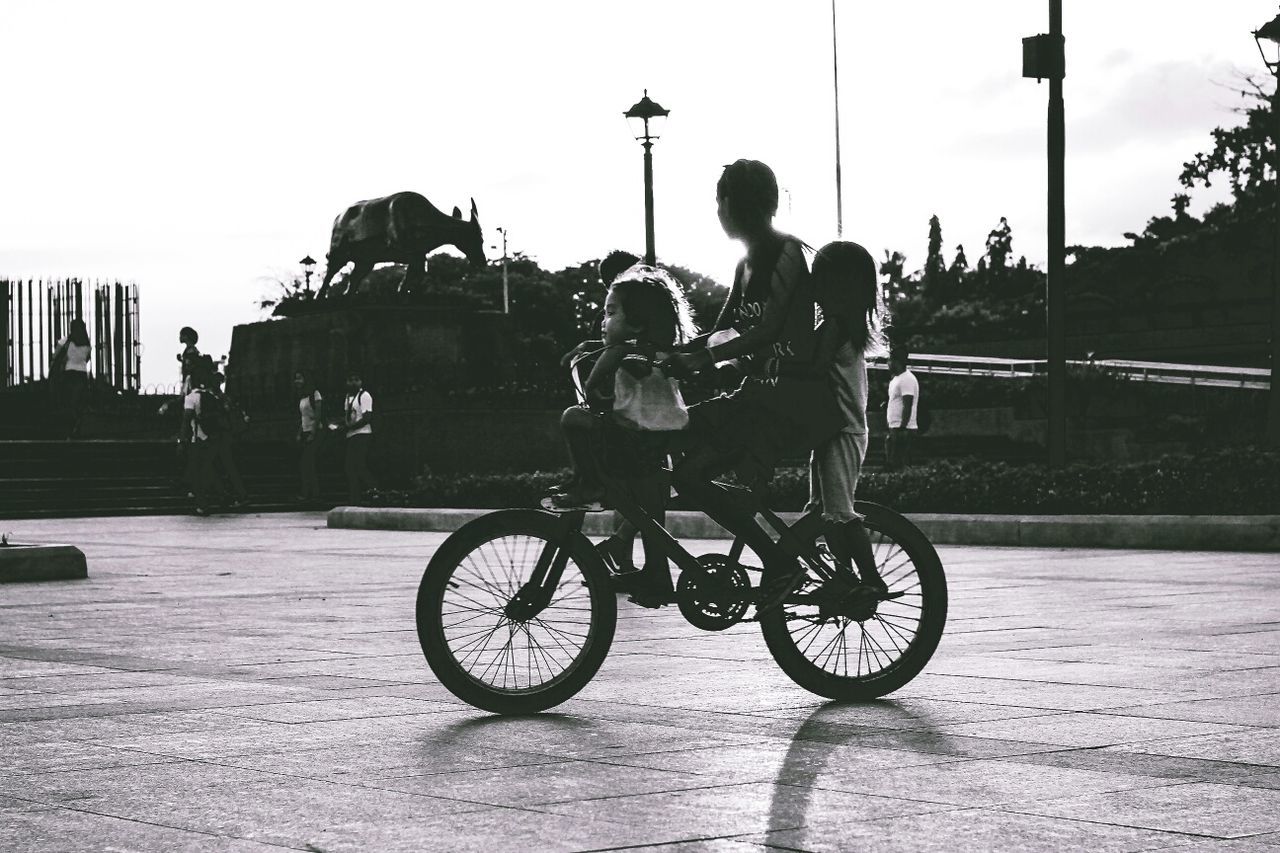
left=1, top=513, right=1278, bottom=852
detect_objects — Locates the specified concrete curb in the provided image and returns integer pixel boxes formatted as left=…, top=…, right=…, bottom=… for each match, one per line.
left=327, top=507, right=1280, bottom=551
left=0, top=544, right=89, bottom=582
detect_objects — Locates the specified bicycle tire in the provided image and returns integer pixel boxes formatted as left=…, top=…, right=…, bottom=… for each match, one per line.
left=759, top=502, right=947, bottom=700
left=415, top=509, right=617, bottom=714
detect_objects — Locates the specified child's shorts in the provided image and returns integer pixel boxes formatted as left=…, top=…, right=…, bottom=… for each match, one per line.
left=804, top=429, right=869, bottom=523
left=600, top=416, right=675, bottom=479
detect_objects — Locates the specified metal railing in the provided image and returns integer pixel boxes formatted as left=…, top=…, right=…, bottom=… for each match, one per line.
left=3, top=278, right=141, bottom=391
left=869, top=353, right=1269, bottom=391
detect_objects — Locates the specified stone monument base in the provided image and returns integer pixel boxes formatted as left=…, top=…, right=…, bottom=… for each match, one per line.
left=0, top=544, right=88, bottom=582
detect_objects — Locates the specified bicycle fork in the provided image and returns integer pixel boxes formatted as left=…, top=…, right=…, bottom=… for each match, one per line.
left=503, top=510, right=587, bottom=622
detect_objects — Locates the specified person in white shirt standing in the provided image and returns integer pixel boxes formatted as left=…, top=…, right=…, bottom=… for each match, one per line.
left=51, top=318, right=92, bottom=438
left=342, top=372, right=376, bottom=504
left=886, top=349, right=919, bottom=471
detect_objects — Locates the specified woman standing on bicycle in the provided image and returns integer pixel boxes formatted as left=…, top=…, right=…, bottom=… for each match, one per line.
left=664, top=159, right=844, bottom=602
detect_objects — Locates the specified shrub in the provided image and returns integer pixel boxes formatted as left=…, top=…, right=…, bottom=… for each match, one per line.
left=368, top=447, right=1280, bottom=515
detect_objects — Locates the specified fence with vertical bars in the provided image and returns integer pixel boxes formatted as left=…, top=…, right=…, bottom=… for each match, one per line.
left=2, top=278, right=140, bottom=390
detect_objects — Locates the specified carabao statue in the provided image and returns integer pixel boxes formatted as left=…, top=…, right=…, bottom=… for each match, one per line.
left=318, top=192, right=485, bottom=298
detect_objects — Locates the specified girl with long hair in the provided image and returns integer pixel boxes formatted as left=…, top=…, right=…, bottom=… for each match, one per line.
left=805, top=240, right=891, bottom=592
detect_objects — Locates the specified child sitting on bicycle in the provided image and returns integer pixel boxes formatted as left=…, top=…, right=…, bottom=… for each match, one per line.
left=806, top=240, right=891, bottom=594
left=549, top=264, right=698, bottom=510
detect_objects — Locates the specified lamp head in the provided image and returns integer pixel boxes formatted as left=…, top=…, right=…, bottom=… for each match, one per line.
left=1254, top=11, right=1280, bottom=73
left=624, top=90, right=669, bottom=142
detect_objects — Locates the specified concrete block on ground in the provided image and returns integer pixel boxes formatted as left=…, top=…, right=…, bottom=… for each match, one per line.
left=0, top=544, right=88, bottom=582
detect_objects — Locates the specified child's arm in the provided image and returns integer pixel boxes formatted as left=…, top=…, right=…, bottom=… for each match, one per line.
left=583, top=345, right=627, bottom=409
left=560, top=339, right=605, bottom=367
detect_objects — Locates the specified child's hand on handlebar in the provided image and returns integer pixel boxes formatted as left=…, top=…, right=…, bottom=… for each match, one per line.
left=662, top=349, right=714, bottom=377
left=560, top=341, right=592, bottom=367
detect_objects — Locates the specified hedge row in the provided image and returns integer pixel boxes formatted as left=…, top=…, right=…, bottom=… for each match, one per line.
left=367, top=447, right=1280, bottom=515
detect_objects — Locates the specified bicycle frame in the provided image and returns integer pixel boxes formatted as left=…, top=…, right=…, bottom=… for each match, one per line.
left=511, top=350, right=851, bottom=620
left=518, top=477, right=846, bottom=620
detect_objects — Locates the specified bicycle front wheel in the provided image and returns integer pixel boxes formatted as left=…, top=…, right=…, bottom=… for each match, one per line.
left=759, top=502, right=947, bottom=700
left=415, top=510, right=617, bottom=714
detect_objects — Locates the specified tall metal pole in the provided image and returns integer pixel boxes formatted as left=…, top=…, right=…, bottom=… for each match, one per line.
left=1270, top=81, right=1280, bottom=445
left=832, top=0, right=844, bottom=238
left=498, top=227, right=510, bottom=314
left=1, top=281, right=8, bottom=387
left=643, top=137, right=656, bottom=265
left=1046, top=0, right=1067, bottom=466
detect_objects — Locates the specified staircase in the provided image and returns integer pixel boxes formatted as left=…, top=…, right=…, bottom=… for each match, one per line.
left=0, top=440, right=342, bottom=519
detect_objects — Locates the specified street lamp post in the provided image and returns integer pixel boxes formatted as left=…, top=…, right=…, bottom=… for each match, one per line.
left=300, top=255, right=316, bottom=296
left=1023, top=1, right=1067, bottom=467
left=624, top=90, right=669, bottom=266
left=832, top=0, right=844, bottom=238
left=492, top=227, right=510, bottom=314
left=1255, top=10, right=1280, bottom=446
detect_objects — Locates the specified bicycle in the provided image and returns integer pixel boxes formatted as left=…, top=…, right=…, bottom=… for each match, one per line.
left=414, top=359, right=947, bottom=715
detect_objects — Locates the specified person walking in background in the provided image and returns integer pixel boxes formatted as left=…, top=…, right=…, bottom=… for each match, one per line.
left=51, top=318, right=92, bottom=438
left=886, top=348, right=919, bottom=471
left=179, top=358, right=217, bottom=516
left=341, top=372, right=376, bottom=504
left=178, top=327, right=201, bottom=394
left=160, top=326, right=202, bottom=420
left=294, top=371, right=323, bottom=505
left=205, top=370, right=249, bottom=509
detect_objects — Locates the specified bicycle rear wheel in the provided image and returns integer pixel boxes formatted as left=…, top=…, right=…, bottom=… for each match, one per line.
left=416, top=510, right=617, bottom=714
left=759, top=502, right=946, bottom=700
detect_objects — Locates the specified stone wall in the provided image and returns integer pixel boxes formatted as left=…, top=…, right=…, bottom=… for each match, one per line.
left=227, top=306, right=513, bottom=416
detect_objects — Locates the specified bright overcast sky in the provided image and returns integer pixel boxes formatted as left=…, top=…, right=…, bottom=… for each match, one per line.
left=1, top=1, right=1270, bottom=383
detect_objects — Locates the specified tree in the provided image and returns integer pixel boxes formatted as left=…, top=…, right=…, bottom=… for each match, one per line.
left=879, top=250, right=911, bottom=303
left=664, top=263, right=727, bottom=333
left=984, top=216, right=1013, bottom=273
left=950, top=244, right=969, bottom=276
left=1180, top=74, right=1274, bottom=212
left=923, top=214, right=946, bottom=298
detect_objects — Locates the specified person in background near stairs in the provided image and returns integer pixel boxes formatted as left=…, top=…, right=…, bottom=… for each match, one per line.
left=205, top=370, right=249, bottom=509
left=179, top=358, right=218, bottom=516
left=178, top=327, right=202, bottom=394
left=885, top=347, right=919, bottom=471
left=158, top=326, right=201, bottom=419
left=51, top=318, right=92, bottom=439
left=339, top=372, right=376, bottom=505
left=294, top=371, right=323, bottom=505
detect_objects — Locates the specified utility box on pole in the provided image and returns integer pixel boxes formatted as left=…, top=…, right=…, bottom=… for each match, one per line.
left=1022, top=33, right=1065, bottom=82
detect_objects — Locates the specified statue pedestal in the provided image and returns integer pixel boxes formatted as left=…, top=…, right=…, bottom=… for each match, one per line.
left=229, top=305, right=511, bottom=407
left=0, top=544, right=88, bottom=583
left=227, top=305, right=523, bottom=478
